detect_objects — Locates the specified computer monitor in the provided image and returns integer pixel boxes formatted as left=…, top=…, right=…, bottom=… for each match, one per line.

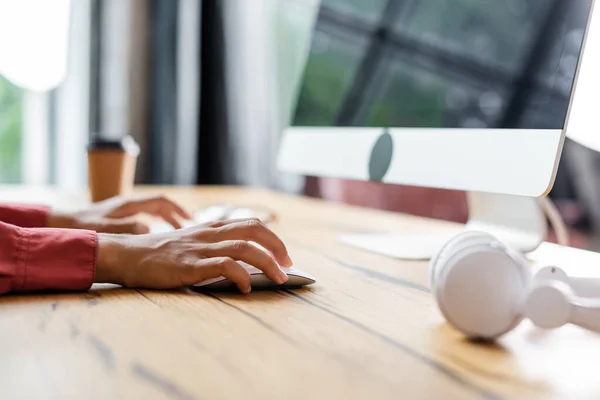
left=277, top=0, right=597, bottom=259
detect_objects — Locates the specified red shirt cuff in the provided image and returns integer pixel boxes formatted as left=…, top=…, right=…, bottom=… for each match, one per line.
left=0, top=204, right=50, bottom=227
left=15, top=227, right=97, bottom=292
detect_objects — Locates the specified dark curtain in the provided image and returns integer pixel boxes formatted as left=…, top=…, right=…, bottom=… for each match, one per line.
left=148, top=0, right=179, bottom=184
left=144, top=0, right=232, bottom=185
left=196, top=0, right=232, bottom=185
left=144, top=0, right=220, bottom=185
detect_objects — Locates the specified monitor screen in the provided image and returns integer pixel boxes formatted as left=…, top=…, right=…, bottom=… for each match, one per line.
left=291, top=0, right=594, bottom=130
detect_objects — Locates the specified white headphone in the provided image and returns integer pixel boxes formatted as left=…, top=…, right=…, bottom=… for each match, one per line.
left=429, top=231, right=600, bottom=340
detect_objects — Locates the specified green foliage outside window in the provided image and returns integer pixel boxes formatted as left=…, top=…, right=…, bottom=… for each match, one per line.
left=0, top=75, right=22, bottom=183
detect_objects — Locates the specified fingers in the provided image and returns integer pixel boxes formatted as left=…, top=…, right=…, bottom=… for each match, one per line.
left=205, top=219, right=293, bottom=267
left=190, top=257, right=251, bottom=293
left=109, top=195, right=192, bottom=228
left=159, top=209, right=183, bottom=230
left=150, top=196, right=191, bottom=220
left=202, top=240, right=288, bottom=285
left=140, top=195, right=191, bottom=216
left=140, top=196, right=191, bottom=228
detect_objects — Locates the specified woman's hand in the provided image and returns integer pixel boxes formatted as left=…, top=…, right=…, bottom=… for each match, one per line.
left=94, top=218, right=294, bottom=293
left=48, top=195, right=192, bottom=234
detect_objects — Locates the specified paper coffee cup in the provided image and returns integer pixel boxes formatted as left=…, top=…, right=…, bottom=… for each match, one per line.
left=87, top=135, right=140, bottom=202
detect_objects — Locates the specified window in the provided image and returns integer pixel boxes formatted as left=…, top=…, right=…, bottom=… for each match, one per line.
left=294, top=29, right=367, bottom=125
left=360, top=55, right=508, bottom=128
left=0, top=76, right=22, bottom=183
left=321, top=0, right=388, bottom=23
left=394, top=0, right=548, bottom=74
left=0, top=0, right=91, bottom=188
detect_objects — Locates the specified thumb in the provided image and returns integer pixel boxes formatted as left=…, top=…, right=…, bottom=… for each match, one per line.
left=97, top=218, right=150, bottom=234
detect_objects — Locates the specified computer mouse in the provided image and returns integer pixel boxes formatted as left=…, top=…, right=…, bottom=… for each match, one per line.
left=192, top=261, right=316, bottom=292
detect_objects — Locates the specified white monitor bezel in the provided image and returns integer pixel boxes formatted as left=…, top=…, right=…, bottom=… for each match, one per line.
left=277, top=0, right=596, bottom=198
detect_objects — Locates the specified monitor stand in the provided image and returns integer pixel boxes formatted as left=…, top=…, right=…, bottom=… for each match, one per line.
left=338, top=191, right=547, bottom=260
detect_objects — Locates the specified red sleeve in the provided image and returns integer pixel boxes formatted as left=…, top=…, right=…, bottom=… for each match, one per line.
left=0, top=221, right=97, bottom=294
left=0, top=204, right=50, bottom=228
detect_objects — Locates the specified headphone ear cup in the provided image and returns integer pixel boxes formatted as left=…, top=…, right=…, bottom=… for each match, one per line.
left=429, top=231, right=497, bottom=291
left=481, top=235, right=531, bottom=289
left=432, top=233, right=531, bottom=339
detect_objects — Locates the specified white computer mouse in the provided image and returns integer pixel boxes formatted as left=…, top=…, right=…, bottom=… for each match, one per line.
left=192, top=261, right=316, bottom=292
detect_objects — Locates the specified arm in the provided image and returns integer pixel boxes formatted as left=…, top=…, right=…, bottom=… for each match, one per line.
left=0, top=221, right=96, bottom=294
left=0, top=204, right=50, bottom=228
left=0, top=195, right=192, bottom=233
left=0, top=217, right=293, bottom=295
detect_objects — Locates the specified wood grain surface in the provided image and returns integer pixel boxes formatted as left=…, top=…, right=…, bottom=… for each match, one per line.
left=1, top=185, right=600, bottom=400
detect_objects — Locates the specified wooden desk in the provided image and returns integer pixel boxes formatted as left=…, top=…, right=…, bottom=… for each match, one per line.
left=1, top=185, right=600, bottom=400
